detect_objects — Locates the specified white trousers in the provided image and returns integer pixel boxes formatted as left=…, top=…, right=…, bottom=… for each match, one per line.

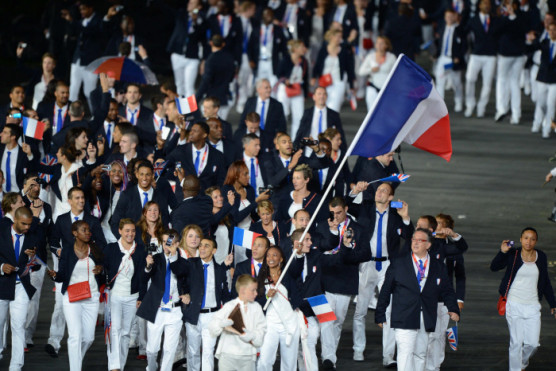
left=425, top=303, right=449, bottom=371
left=465, top=54, right=497, bottom=116
left=326, top=78, right=347, bottom=112
left=395, top=314, right=430, bottom=371
left=219, top=354, right=256, bottom=371
left=146, top=307, right=183, bottom=371
left=48, top=281, right=66, bottom=351
left=496, top=55, right=526, bottom=121
left=107, top=294, right=138, bottom=370
left=435, top=56, right=463, bottom=109
left=63, top=292, right=100, bottom=371
left=532, top=82, right=556, bottom=137
left=353, top=260, right=395, bottom=359
left=257, top=320, right=300, bottom=371
left=69, top=63, right=98, bottom=105
left=365, top=85, right=379, bottom=112
left=25, top=265, right=45, bottom=344
left=298, top=316, right=320, bottom=371
left=186, top=312, right=217, bottom=371
left=320, top=292, right=350, bottom=364
left=530, top=64, right=540, bottom=102
left=506, top=300, right=541, bottom=371
left=276, top=83, right=305, bottom=139
left=237, top=54, right=254, bottom=112
left=171, top=53, right=200, bottom=98
left=0, top=284, right=30, bottom=371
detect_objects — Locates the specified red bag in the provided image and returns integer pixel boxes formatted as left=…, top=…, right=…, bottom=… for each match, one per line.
left=319, top=73, right=333, bottom=88
left=497, top=250, right=518, bottom=316
left=67, top=254, right=92, bottom=303
left=362, top=38, right=374, bottom=50
left=285, top=83, right=302, bottom=97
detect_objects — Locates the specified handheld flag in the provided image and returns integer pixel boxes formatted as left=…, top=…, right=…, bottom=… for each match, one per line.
left=38, top=154, right=57, bottom=183
left=103, top=288, right=112, bottom=349
left=351, top=55, right=452, bottom=161
left=232, top=227, right=261, bottom=249
left=446, top=324, right=458, bottom=351
left=175, top=95, right=198, bottom=115
left=22, top=117, right=46, bottom=140
left=154, top=161, right=168, bottom=178
left=307, top=295, right=337, bottom=323
left=19, top=255, right=47, bottom=277
left=375, top=173, right=411, bottom=183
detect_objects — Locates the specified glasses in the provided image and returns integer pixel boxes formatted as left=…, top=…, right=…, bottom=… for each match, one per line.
left=411, top=238, right=428, bottom=244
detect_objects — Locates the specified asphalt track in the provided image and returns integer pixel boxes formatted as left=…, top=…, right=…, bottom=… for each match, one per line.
left=2, top=86, right=556, bottom=370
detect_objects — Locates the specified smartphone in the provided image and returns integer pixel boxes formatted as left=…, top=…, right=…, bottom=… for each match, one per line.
left=328, top=211, right=335, bottom=221
left=115, top=5, right=124, bottom=12
left=166, top=234, right=175, bottom=246
left=161, top=126, right=171, bottom=140
left=175, top=161, right=182, bottom=170
left=11, top=113, right=22, bottom=119
left=390, top=201, right=403, bottom=209
left=18, top=42, right=27, bottom=49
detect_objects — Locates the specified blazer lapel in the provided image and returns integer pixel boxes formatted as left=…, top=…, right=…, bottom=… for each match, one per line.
left=405, top=255, right=421, bottom=291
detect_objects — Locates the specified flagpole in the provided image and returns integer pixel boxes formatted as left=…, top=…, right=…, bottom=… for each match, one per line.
left=263, top=54, right=406, bottom=310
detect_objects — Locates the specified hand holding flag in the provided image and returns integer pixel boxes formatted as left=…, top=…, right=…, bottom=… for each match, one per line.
left=175, top=95, right=198, bottom=115
left=232, top=227, right=261, bottom=249
left=22, top=117, right=46, bottom=140
left=446, top=322, right=458, bottom=351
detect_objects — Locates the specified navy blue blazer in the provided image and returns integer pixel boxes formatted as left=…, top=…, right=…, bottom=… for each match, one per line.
left=375, top=253, right=459, bottom=331
left=466, top=14, right=499, bottom=56
left=195, top=49, right=236, bottom=105
left=0, top=144, right=36, bottom=191
left=221, top=184, right=257, bottom=225
left=170, top=194, right=213, bottom=238
left=110, top=185, right=176, bottom=238
left=294, top=106, right=347, bottom=153
left=351, top=157, right=400, bottom=200
left=247, top=24, right=289, bottom=75
left=137, top=253, right=180, bottom=324
left=170, top=256, right=230, bottom=325
left=53, top=245, right=104, bottom=294
left=316, top=217, right=372, bottom=295
left=167, top=8, right=206, bottom=59
left=49, top=211, right=107, bottom=254
left=70, top=13, right=105, bottom=65
left=238, top=97, right=287, bottom=146
left=0, top=225, right=41, bottom=300
left=313, top=42, right=356, bottom=88
left=325, top=3, right=359, bottom=45
left=103, top=242, right=147, bottom=299
left=231, top=258, right=265, bottom=307
left=249, top=220, right=288, bottom=248
left=166, top=143, right=226, bottom=192
left=118, top=104, right=156, bottom=153
left=490, top=248, right=556, bottom=307
left=205, top=14, right=243, bottom=64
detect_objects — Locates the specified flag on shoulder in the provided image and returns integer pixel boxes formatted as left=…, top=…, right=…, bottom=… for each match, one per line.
left=351, top=54, right=452, bottom=162
left=22, top=117, right=46, bottom=140
left=446, top=324, right=458, bottom=351
left=232, top=227, right=261, bottom=249
left=307, top=295, right=337, bottom=323
left=175, top=95, right=198, bottom=115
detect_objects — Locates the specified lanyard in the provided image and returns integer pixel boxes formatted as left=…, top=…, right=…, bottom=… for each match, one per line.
left=196, top=146, right=209, bottom=176
left=153, top=115, right=164, bottom=131
left=330, top=218, right=349, bottom=254
left=412, top=253, right=428, bottom=287
left=261, top=26, right=273, bottom=46
left=127, top=106, right=141, bottom=122
left=251, top=258, right=259, bottom=277
left=92, top=196, right=102, bottom=219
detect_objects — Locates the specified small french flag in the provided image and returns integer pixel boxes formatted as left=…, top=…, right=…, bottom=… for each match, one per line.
left=232, top=227, right=261, bottom=249
left=175, top=95, right=198, bottom=115
left=307, top=295, right=337, bottom=323
left=22, top=117, right=46, bottom=140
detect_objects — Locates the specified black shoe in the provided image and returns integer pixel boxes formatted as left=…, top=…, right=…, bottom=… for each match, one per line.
left=322, top=359, right=336, bottom=370
left=172, top=358, right=187, bottom=369
left=26, top=343, right=34, bottom=348
left=548, top=216, right=556, bottom=223
left=45, top=344, right=58, bottom=358
left=495, top=112, right=507, bottom=122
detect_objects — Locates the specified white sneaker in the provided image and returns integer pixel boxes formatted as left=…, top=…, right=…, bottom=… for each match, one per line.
left=510, top=117, right=519, bottom=125
left=464, top=107, right=473, bottom=117
left=353, top=352, right=364, bottom=361
left=454, top=104, right=463, bottom=112
left=383, top=357, right=397, bottom=367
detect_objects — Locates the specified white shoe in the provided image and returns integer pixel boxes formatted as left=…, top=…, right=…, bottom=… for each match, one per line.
left=353, top=352, right=364, bottom=361
left=454, top=104, right=463, bottom=112
left=510, top=117, right=519, bottom=125
left=464, top=107, right=473, bottom=117
left=531, top=125, right=540, bottom=133
left=383, top=357, right=397, bottom=367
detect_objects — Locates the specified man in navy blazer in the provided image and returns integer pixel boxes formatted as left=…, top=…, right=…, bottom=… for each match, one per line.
left=165, top=121, right=226, bottom=191
left=0, top=207, right=40, bottom=370
left=238, top=79, right=287, bottom=143
left=170, top=238, right=231, bottom=371
left=110, top=162, right=177, bottom=238
left=0, top=124, right=36, bottom=193
left=293, top=87, right=347, bottom=152
left=352, top=151, right=400, bottom=201
left=375, top=229, right=460, bottom=371
left=231, top=235, right=269, bottom=306
left=119, top=84, right=155, bottom=151
left=36, top=81, right=71, bottom=153
left=170, top=175, right=213, bottom=237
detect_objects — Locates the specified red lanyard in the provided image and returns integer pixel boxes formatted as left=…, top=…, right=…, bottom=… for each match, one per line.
left=196, top=146, right=209, bottom=176
left=251, top=258, right=259, bottom=277
left=153, top=115, right=164, bottom=131
left=127, top=106, right=141, bottom=123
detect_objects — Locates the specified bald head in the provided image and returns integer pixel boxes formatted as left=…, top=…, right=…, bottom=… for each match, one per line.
left=15, top=206, right=33, bottom=219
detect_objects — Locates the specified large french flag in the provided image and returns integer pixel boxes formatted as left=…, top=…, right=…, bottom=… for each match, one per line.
left=307, top=295, right=337, bottom=323
left=175, top=95, right=198, bottom=115
left=232, top=227, right=261, bottom=249
left=351, top=55, right=452, bottom=161
left=22, top=117, right=46, bottom=140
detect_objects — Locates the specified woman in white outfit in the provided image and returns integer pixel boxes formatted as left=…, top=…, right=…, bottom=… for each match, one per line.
left=277, top=40, right=309, bottom=139
left=357, top=36, right=396, bottom=111
left=48, top=220, right=104, bottom=371
left=103, top=219, right=146, bottom=371
left=312, top=29, right=355, bottom=112
left=490, top=227, right=556, bottom=371
left=206, top=186, right=235, bottom=266
left=257, top=246, right=301, bottom=371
